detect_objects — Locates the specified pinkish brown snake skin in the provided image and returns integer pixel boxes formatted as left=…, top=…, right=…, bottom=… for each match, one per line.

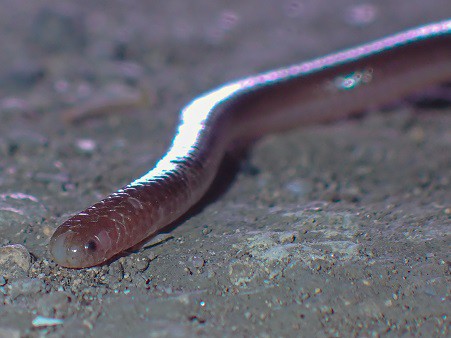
left=50, top=20, right=451, bottom=268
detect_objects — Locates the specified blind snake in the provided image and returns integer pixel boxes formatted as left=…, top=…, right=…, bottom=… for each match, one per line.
left=49, top=20, right=451, bottom=268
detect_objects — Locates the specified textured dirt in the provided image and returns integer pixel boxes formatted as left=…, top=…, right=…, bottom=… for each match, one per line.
left=0, top=1, right=450, bottom=337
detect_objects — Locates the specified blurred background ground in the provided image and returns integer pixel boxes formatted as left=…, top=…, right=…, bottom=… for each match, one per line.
left=0, top=1, right=450, bottom=337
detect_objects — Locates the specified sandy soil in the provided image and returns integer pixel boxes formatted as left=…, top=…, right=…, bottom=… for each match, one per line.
left=0, top=0, right=450, bottom=337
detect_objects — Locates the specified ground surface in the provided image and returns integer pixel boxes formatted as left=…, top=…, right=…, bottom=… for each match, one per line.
left=0, top=0, right=450, bottom=337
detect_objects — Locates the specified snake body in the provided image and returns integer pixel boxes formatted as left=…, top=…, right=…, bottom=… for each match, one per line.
left=50, top=20, right=451, bottom=268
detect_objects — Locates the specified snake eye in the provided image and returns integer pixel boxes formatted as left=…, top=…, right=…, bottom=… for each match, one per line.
left=84, top=240, right=97, bottom=252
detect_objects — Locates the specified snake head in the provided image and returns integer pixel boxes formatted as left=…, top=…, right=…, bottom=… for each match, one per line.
left=49, top=216, right=114, bottom=268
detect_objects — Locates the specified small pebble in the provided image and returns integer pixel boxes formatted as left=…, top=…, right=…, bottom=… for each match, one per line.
left=32, top=316, right=64, bottom=327
left=0, top=244, right=31, bottom=279
left=280, top=232, right=296, bottom=244
left=201, top=226, right=212, bottom=235
left=134, top=256, right=150, bottom=272
left=319, top=305, right=334, bottom=315
left=75, top=138, right=97, bottom=154
left=190, top=256, right=205, bottom=269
